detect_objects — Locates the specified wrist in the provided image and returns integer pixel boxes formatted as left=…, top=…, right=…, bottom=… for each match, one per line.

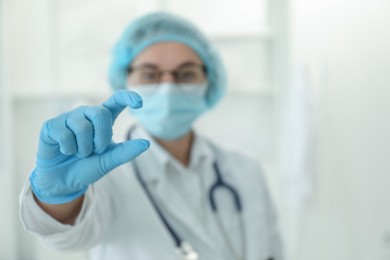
left=32, top=192, right=85, bottom=225
left=29, top=169, right=88, bottom=204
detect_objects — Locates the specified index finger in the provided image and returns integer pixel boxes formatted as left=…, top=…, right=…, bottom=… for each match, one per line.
left=102, top=89, right=143, bottom=122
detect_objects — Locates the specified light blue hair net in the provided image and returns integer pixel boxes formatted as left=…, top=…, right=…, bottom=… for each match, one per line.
left=108, top=12, right=227, bottom=108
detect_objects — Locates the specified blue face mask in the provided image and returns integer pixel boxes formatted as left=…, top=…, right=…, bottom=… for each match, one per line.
left=128, top=82, right=208, bottom=140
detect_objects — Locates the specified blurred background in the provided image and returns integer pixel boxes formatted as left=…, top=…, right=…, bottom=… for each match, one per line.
left=1, top=0, right=390, bottom=259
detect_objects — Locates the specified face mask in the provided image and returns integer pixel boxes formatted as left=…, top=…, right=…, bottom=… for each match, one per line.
left=128, top=82, right=208, bottom=140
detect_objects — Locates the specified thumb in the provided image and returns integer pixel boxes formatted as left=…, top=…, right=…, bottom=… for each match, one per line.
left=70, top=139, right=150, bottom=186
left=99, top=139, right=150, bottom=174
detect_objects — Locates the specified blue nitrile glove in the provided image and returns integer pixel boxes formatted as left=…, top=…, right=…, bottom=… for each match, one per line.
left=30, top=90, right=150, bottom=204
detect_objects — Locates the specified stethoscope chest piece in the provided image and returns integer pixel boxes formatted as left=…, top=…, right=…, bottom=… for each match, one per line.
left=176, top=241, right=199, bottom=260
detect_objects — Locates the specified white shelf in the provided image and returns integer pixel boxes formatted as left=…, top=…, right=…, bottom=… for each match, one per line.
left=210, top=29, right=275, bottom=42
left=11, top=85, right=275, bottom=102
left=11, top=91, right=109, bottom=102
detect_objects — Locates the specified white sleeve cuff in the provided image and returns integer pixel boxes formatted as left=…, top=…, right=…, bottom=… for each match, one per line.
left=19, top=179, right=95, bottom=237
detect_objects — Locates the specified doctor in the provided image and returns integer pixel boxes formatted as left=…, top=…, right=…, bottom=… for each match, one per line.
left=20, top=12, right=283, bottom=260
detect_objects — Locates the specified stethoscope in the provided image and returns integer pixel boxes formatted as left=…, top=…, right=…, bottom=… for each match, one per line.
left=126, top=126, right=248, bottom=260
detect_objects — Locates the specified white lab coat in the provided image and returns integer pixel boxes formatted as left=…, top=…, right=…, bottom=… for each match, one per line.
left=20, top=127, right=284, bottom=260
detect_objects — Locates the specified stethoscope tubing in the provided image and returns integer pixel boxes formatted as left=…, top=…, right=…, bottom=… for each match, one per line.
left=209, top=161, right=242, bottom=213
left=126, top=126, right=249, bottom=260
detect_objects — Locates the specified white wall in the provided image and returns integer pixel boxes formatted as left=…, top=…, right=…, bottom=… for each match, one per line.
left=0, top=0, right=87, bottom=259
left=0, top=0, right=18, bottom=256
left=288, top=0, right=390, bottom=259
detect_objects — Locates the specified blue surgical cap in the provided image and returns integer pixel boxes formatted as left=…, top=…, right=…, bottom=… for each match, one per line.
left=108, top=12, right=227, bottom=108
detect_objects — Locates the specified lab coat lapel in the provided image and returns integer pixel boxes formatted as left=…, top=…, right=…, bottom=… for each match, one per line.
left=154, top=171, right=218, bottom=251
left=131, top=127, right=220, bottom=252
left=211, top=150, right=259, bottom=260
left=122, top=163, right=182, bottom=259
left=227, top=161, right=272, bottom=260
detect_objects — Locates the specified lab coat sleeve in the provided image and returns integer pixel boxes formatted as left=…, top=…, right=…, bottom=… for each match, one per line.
left=260, top=172, right=285, bottom=260
left=219, top=145, right=285, bottom=260
left=249, top=159, right=284, bottom=260
left=232, top=151, right=285, bottom=260
left=19, top=178, right=112, bottom=251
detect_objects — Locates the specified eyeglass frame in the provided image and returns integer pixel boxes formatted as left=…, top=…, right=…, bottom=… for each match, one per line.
left=126, top=62, right=207, bottom=84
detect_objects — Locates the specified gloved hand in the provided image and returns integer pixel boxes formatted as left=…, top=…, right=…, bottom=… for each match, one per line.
left=30, top=90, right=150, bottom=204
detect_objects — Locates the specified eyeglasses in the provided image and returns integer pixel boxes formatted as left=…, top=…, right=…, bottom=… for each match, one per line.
left=127, top=63, right=207, bottom=84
